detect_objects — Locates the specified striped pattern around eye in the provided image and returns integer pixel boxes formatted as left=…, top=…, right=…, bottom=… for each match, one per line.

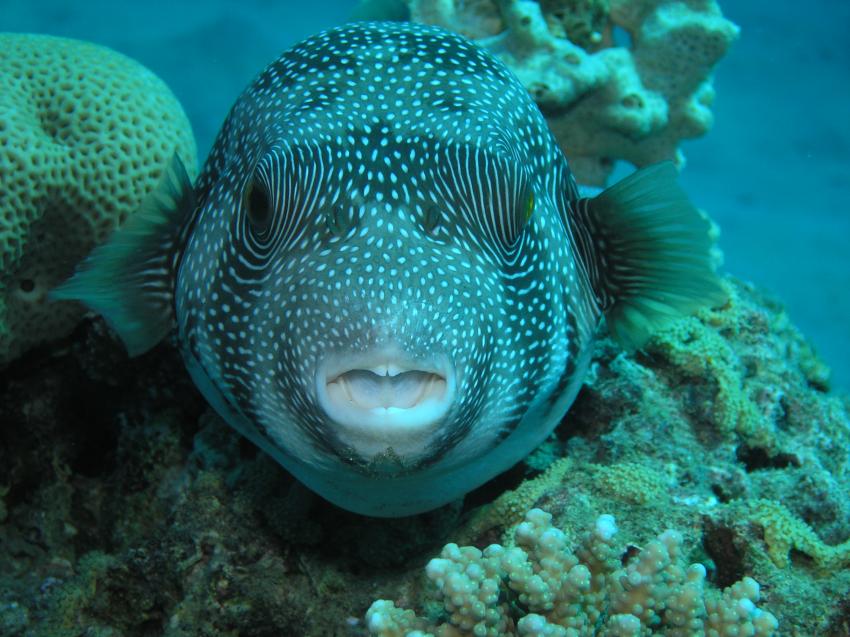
left=434, top=144, right=531, bottom=265
left=557, top=182, right=611, bottom=315
left=238, top=142, right=332, bottom=268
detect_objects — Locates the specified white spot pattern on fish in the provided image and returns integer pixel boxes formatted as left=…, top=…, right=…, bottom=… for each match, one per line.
left=53, top=21, right=723, bottom=516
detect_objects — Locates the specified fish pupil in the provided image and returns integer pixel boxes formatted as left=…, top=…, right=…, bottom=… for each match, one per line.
left=245, top=180, right=273, bottom=234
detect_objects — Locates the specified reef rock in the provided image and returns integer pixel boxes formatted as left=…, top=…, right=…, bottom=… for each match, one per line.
left=1, top=277, right=848, bottom=636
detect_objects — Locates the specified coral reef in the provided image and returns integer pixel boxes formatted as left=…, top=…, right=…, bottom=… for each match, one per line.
left=1, top=276, right=848, bottom=636
left=366, top=509, right=778, bottom=636
left=0, top=33, right=197, bottom=365
left=2, top=11, right=843, bottom=637
left=396, top=0, right=739, bottom=185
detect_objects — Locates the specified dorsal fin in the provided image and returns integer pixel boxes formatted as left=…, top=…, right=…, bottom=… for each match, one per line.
left=570, top=162, right=726, bottom=351
left=51, top=153, right=196, bottom=356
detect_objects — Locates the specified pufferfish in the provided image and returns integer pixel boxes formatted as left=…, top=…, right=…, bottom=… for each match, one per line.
left=53, top=21, right=724, bottom=517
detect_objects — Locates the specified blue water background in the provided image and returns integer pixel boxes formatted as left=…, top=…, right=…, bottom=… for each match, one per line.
left=3, top=0, right=849, bottom=390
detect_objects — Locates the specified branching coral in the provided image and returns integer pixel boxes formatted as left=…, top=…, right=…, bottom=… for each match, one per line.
left=403, top=0, right=739, bottom=185
left=367, top=509, right=778, bottom=636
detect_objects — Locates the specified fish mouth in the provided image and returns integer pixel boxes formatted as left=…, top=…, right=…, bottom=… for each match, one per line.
left=316, top=348, right=455, bottom=460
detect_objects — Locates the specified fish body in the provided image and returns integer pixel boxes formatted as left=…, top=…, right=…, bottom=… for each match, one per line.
left=54, top=22, right=722, bottom=516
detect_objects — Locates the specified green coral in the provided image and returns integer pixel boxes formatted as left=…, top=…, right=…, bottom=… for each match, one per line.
left=38, top=551, right=119, bottom=637
left=457, top=457, right=576, bottom=544
left=367, top=509, right=778, bottom=636
left=647, top=279, right=840, bottom=455
left=455, top=460, right=668, bottom=545
left=744, top=500, right=850, bottom=570
left=591, top=461, right=667, bottom=505
left=646, top=280, right=775, bottom=447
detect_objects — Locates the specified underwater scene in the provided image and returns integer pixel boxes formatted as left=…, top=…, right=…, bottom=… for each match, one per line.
left=1, top=0, right=848, bottom=635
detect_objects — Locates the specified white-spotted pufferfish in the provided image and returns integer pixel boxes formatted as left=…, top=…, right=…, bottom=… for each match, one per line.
left=54, top=22, right=724, bottom=516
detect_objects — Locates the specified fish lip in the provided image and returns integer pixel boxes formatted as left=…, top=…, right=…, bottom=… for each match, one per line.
left=322, top=356, right=447, bottom=384
left=315, top=346, right=456, bottom=459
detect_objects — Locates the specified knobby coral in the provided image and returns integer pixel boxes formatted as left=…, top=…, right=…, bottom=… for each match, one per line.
left=367, top=509, right=778, bottom=636
left=402, top=0, right=739, bottom=185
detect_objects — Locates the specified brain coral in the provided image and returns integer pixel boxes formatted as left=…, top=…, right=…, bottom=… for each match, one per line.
left=0, top=33, right=197, bottom=365
left=400, top=0, right=739, bottom=185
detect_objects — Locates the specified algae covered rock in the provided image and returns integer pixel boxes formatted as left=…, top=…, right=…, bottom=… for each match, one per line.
left=420, top=278, right=850, bottom=636
left=0, top=33, right=197, bottom=365
left=1, top=275, right=848, bottom=636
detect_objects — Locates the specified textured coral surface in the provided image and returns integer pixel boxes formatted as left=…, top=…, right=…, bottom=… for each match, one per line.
left=367, top=509, right=778, bottom=636
left=398, top=0, right=739, bottom=185
left=0, top=33, right=197, bottom=365
left=1, top=277, right=848, bottom=636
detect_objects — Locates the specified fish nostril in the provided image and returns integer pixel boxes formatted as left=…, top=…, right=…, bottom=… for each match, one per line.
left=326, top=203, right=360, bottom=237
left=422, top=204, right=444, bottom=236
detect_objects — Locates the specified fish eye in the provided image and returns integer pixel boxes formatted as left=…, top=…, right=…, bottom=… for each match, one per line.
left=437, top=145, right=533, bottom=260
left=500, top=185, right=535, bottom=251
left=243, top=179, right=274, bottom=234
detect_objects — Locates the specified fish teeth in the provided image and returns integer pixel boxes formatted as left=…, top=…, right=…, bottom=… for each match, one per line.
left=367, top=363, right=404, bottom=377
